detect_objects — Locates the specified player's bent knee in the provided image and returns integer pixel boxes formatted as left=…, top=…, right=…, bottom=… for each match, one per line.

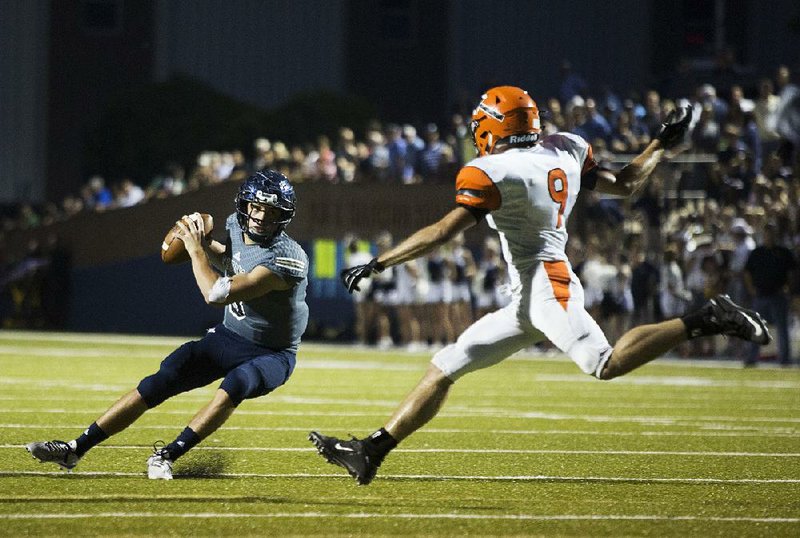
left=212, top=388, right=238, bottom=410
left=424, top=363, right=455, bottom=387
left=221, top=354, right=294, bottom=406
left=219, top=371, right=252, bottom=406
left=431, top=340, right=511, bottom=382
left=136, top=371, right=178, bottom=408
left=137, top=342, right=202, bottom=407
left=219, top=366, right=276, bottom=406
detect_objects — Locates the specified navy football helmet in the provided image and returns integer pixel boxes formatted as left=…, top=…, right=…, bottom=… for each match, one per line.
left=235, top=170, right=296, bottom=243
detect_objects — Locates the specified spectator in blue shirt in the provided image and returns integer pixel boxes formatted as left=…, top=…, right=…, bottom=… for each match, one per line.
left=418, top=123, right=445, bottom=181
left=579, top=98, right=613, bottom=144
left=402, top=124, right=424, bottom=184
left=88, top=176, right=114, bottom=211
left=385, top=124, right=408, bottom=183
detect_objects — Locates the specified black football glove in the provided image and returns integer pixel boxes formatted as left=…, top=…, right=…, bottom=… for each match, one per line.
left=656, top=105, right=693, bottom=150
left=341, top=257, right=385, bottom=293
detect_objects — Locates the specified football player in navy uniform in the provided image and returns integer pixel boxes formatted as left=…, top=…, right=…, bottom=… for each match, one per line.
left=26, top=170, right=309, bottom=479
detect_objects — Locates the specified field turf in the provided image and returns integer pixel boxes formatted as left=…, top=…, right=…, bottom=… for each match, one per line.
left=0, top=330, right=798, bottom=536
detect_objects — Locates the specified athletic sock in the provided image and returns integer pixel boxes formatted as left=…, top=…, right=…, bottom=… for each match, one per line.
left=364, top=428, right=398, bottom=459
left=681, top=308, right=713, bottom=339
left=165, top=427, right=201, bottom=461
left=72, top=422, right=109, bottom=457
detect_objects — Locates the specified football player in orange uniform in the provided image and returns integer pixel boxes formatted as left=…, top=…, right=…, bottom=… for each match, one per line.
left=310, top=86, right=771, bottom=485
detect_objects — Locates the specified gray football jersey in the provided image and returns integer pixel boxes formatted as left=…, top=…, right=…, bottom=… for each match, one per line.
left=221, top=214, right=309, bottom=351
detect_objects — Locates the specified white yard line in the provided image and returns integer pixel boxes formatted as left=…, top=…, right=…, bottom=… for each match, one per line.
left=0, top=393, right=794, bottom=413
left=532, top=374, right=800, bottom=389
left=2, top=366, right=799, bottom=388
left=0, top=346, right=165, bottom=358
left=3, top=406, right=799, bottom=425
left=0, top=332, right=185, bottom=346
left=0, top=331, right=796, bottom=370
left=0, top=511, right=797, bottom=523
left=0, top=470, right=799, bottom=485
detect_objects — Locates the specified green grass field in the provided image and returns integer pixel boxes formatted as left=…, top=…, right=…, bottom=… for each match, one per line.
left=0, top=330, right=798, bottom=536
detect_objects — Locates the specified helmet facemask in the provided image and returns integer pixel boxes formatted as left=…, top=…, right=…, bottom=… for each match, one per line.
left=235, top=171, right=296, bottom=244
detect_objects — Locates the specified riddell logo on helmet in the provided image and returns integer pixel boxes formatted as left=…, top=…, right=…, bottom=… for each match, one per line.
left=508, top=134, right=538, bottom=144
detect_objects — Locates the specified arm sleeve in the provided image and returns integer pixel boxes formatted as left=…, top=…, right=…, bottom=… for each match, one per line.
left=454, top=166, right=501, bottom=211
left=580, top=142, right=600, bottom=191
left=459, top=204, right=489, bottom=223
left=581, top=163, right=600, bottom=191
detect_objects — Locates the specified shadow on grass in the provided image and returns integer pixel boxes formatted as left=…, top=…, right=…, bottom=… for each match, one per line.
left=173, top=451, right=232, bottom=478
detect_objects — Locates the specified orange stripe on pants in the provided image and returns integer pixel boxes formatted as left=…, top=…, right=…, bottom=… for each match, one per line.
left=543, top=260, right=570, bottom=311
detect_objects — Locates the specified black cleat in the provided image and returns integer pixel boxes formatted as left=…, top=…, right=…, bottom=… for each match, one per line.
left=26, top=440, right=81, bottom=471
left=705, top=294, right=771, bottom=345
left=308, top=431, right=381, bottom=485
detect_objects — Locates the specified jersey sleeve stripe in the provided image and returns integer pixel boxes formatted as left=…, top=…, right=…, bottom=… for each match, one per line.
left=275, top=257, right=306, bottom=270
left=454, top=166, right=501, bottom=210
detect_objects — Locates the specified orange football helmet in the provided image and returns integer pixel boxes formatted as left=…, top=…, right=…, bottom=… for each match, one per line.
left=470, top=86, right=541, bottom=156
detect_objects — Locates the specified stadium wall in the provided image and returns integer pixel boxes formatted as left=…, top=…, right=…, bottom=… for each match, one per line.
left=12, top=181, right=466, bottom=269
left=67, top=246, right=356, bottom=338
left=12, top=182, right=486, bottom=337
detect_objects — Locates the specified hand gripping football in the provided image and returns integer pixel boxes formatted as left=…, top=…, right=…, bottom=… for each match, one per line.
left=161, top=213, right=213, bottom=264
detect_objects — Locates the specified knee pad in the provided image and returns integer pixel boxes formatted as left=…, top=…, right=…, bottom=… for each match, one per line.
left=137, top=368, right=180, bottom=408
left=219, top=368, right=256, bottom=406
left=137, top=339, right=223, bottom=407
left=220, top=356, right=293, bottom=406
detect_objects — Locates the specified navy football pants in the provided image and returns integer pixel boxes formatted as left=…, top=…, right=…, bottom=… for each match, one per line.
left=137, top=324, right=296, bottom=407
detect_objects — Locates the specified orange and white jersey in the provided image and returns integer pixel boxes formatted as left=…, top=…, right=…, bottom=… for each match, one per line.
left=455, top=132, right=596, bottom=288
left=430, top=132, right=612, bottom=381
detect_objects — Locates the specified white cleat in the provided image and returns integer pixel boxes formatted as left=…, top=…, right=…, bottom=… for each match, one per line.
left=147, top=444, right=174, bottom=480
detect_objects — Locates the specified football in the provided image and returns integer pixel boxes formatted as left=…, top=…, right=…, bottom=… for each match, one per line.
left=161, top=213, right=214, bottom=264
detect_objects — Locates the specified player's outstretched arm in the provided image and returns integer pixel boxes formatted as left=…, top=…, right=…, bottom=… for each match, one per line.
left=340, top=206, right=478, bottom=293
left=379, top=206, right=478, bottom=268
left=593, top=140, right=665, bottom=197
left=593, top=105, right=693, bottom=197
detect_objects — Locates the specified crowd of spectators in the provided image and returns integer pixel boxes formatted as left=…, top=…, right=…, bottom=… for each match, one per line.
left=342, top=62, right=800, bottom=365
left=2, top=61, right=799, bottom=364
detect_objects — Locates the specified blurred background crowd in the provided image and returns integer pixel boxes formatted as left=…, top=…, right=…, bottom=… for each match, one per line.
left=2, top=61, right=799, bottom=365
